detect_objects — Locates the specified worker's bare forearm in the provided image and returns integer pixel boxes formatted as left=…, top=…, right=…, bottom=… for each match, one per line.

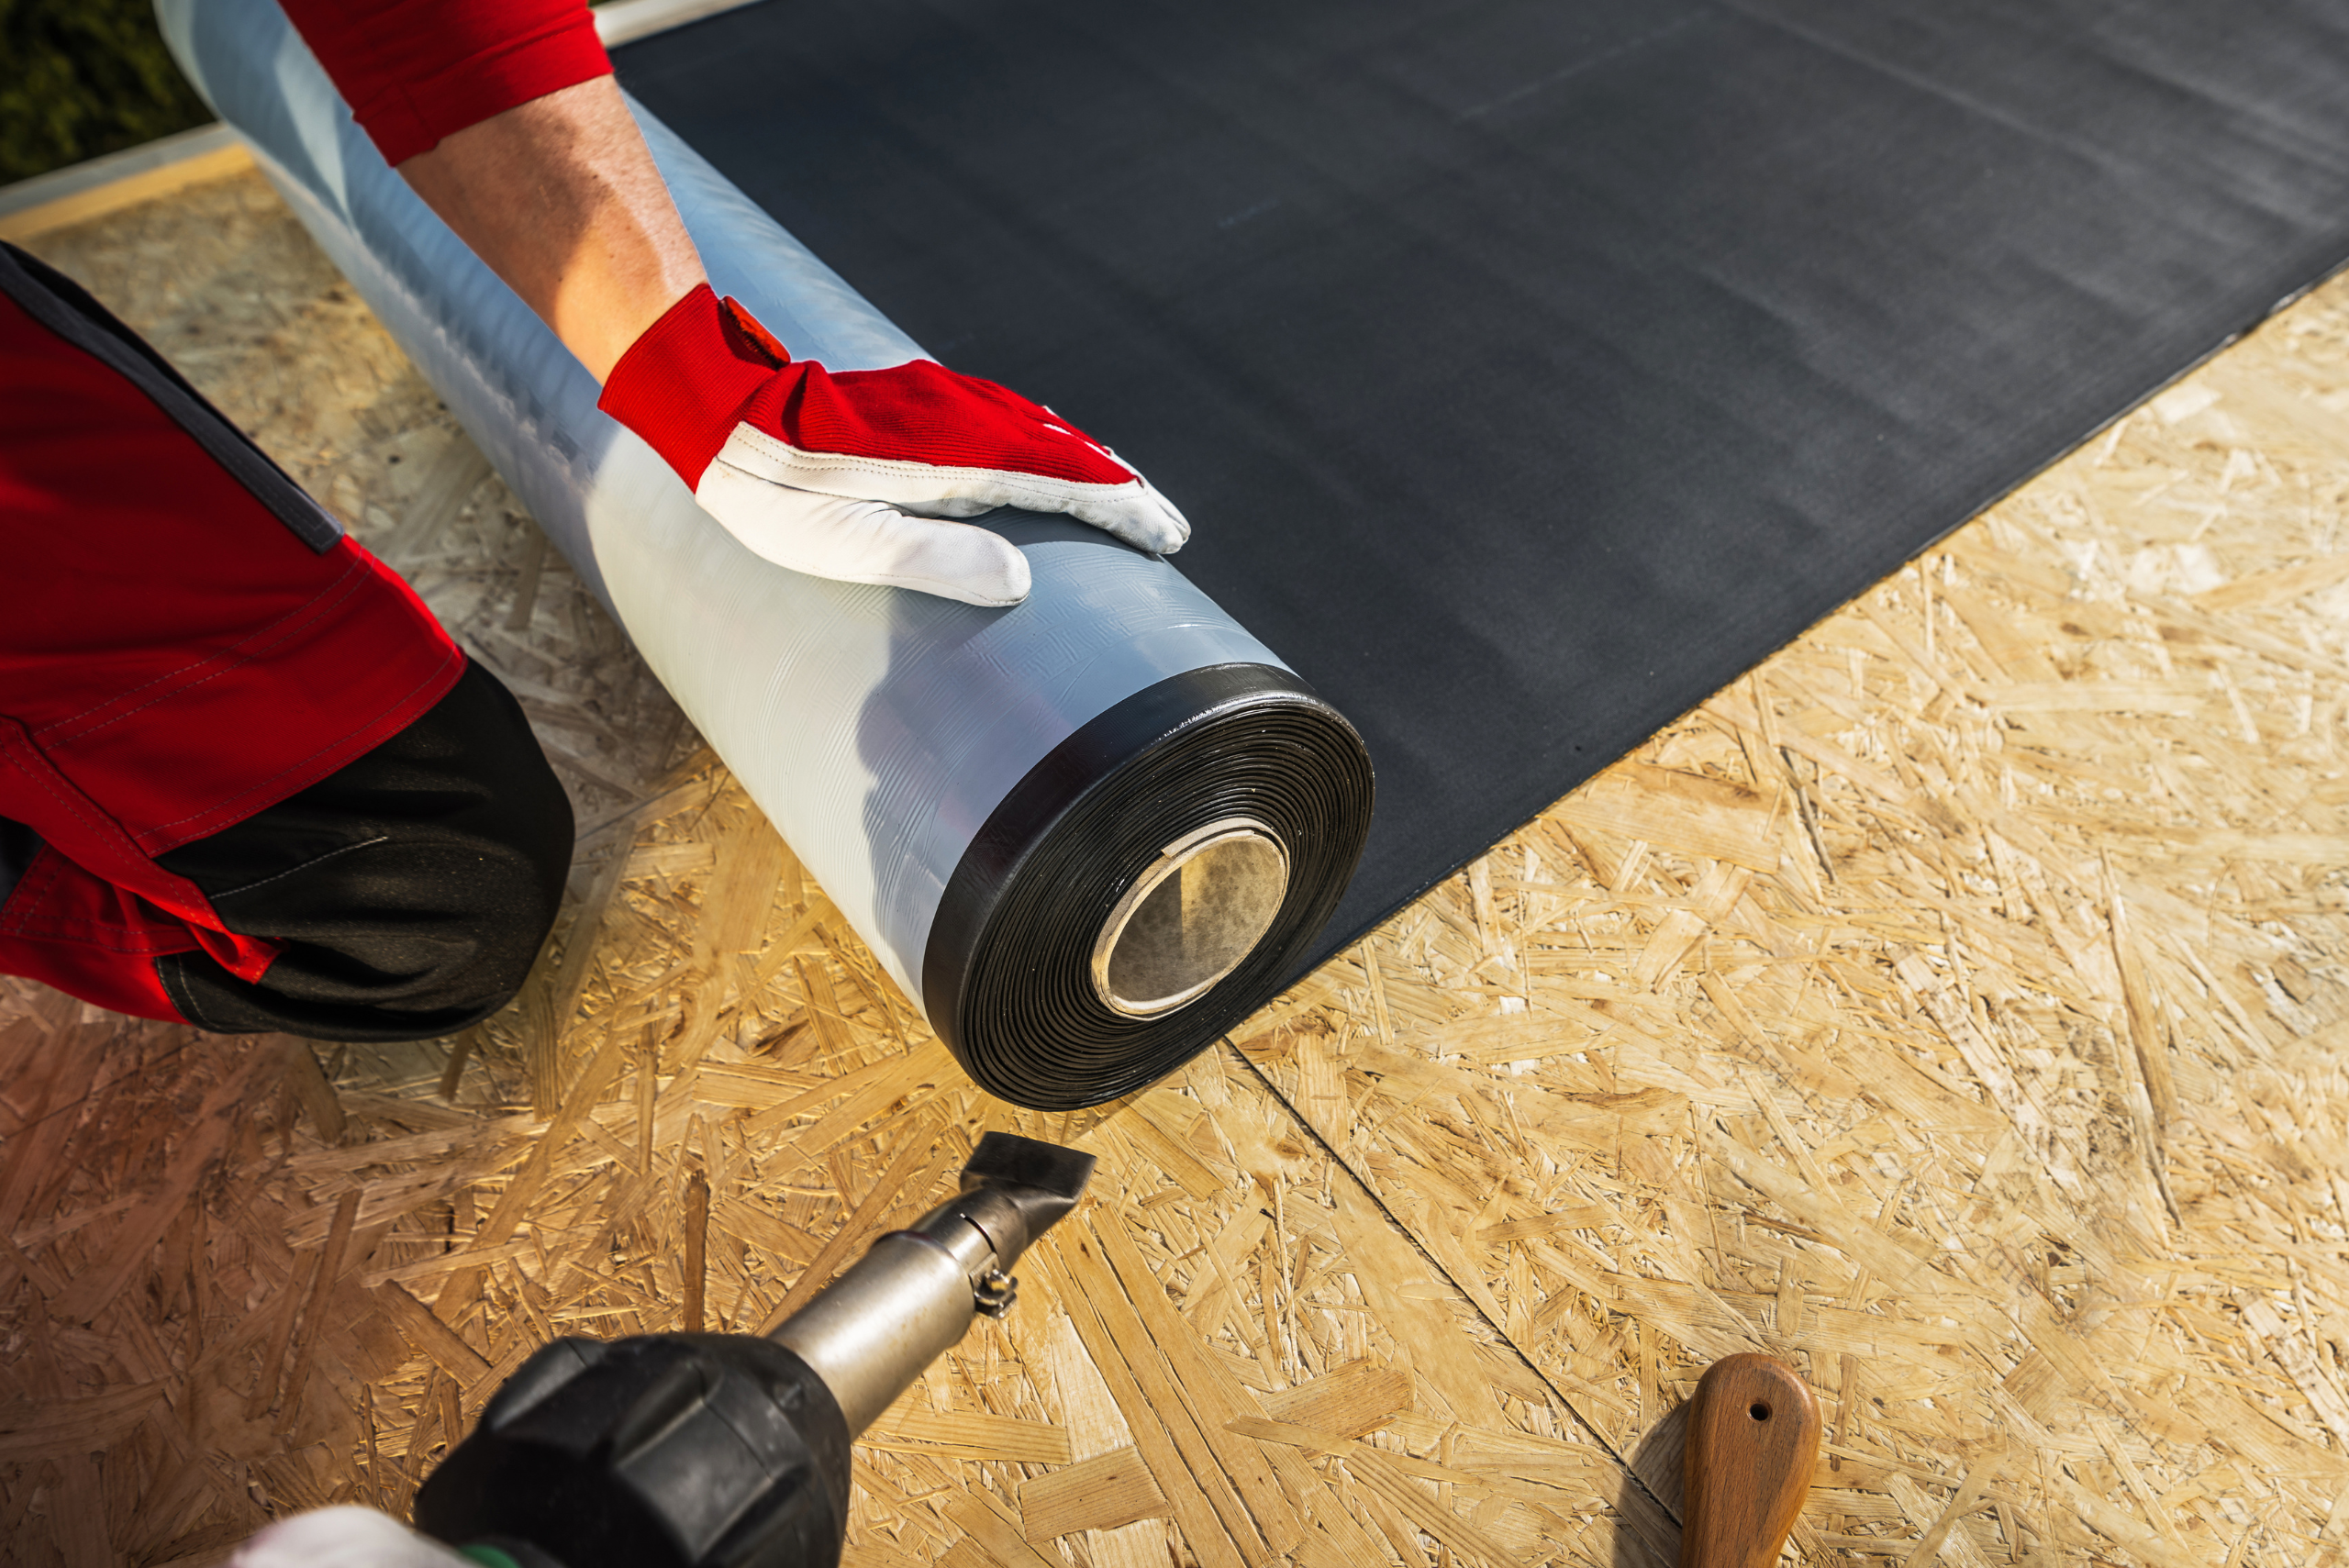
left=397, top=77, right=706, bottom=384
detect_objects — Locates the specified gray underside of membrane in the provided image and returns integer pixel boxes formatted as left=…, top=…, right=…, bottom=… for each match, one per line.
left=158, top=0, right=1287, bottom=1010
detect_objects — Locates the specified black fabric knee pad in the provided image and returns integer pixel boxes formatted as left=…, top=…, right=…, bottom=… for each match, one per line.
left=155, top=660, right=575, bottom=1041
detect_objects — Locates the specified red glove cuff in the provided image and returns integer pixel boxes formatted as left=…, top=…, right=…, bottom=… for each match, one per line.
left=280, top=0, right=613, bottom=165
left=597, top=284, right=788, bottom=486
left=601, top=285, right=1147, bottom=495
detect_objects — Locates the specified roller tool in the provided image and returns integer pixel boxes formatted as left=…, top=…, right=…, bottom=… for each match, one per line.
left=1676, top=1353, right=1822, bottom=1568
left=407, top=1132, right=1093, bottom=1568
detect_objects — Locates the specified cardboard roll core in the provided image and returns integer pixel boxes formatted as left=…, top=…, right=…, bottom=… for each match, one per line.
left=1092, top=818, right=1289, bottom=1018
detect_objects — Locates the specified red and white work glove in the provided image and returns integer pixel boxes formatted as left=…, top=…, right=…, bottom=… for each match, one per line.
left=597, top=284, right=1189, bottom=605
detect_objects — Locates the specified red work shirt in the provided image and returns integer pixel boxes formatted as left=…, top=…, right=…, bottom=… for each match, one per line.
left=278, top=0, right=612, bottom=165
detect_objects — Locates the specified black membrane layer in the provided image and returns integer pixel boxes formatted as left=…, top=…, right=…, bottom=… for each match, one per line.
left=618, top=0, right=2349, bottom=965
left=924, top=665, right=1372, bottom=1110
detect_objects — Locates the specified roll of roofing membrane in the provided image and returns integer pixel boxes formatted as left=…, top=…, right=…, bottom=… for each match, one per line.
left=158, top=0, right=1371, bottom=1109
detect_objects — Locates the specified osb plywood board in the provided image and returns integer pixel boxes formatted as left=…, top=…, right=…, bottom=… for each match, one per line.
left=6, top=166, right=2348, bottom=1566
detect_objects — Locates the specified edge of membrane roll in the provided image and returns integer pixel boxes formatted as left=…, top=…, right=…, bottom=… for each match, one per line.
left=158, top=0, right=1373, bottom=1108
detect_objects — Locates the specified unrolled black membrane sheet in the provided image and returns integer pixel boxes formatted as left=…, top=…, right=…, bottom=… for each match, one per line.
left=617, top=0, right=2349, bottom=961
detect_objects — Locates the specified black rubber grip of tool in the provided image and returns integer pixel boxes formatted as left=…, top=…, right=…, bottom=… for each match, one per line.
left=415, top=1334, right=850, bottom=1568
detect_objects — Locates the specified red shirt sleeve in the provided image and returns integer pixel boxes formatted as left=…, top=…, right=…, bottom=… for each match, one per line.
left=278, top=0, right=611, bottom=166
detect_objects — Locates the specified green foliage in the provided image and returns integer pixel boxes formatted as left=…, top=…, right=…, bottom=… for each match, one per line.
left=1, top=0, right=214, bottom=185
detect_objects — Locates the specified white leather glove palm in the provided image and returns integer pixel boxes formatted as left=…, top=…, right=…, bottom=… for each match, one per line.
left=231, top=1506, right=473, bottom=1568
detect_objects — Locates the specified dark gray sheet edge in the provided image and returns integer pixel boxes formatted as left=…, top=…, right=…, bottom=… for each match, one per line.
left=613, top=0, right=2349, bottom=979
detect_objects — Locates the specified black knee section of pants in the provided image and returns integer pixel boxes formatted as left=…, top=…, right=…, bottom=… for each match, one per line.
left=153, top=660, right=574, bottom=1041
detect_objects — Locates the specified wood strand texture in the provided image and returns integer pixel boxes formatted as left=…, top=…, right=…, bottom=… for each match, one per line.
left=5, top=166, right=2348, bottom=1566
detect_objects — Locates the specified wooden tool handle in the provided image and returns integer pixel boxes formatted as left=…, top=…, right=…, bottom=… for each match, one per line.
left=1676, top=1352, right=1821, bottom=1568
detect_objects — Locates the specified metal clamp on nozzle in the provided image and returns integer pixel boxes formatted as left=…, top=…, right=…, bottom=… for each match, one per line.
left=768, top=1133, right=1094, bottom=1435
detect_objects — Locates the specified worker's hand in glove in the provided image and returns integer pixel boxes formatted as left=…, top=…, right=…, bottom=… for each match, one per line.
left=596, top=284, right=1188, bottom=606
left=231, top=1505, right=474, bottom=1567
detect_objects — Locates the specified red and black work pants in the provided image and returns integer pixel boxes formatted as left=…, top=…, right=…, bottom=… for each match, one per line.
left=0, top=240, right=571, bottom=1040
